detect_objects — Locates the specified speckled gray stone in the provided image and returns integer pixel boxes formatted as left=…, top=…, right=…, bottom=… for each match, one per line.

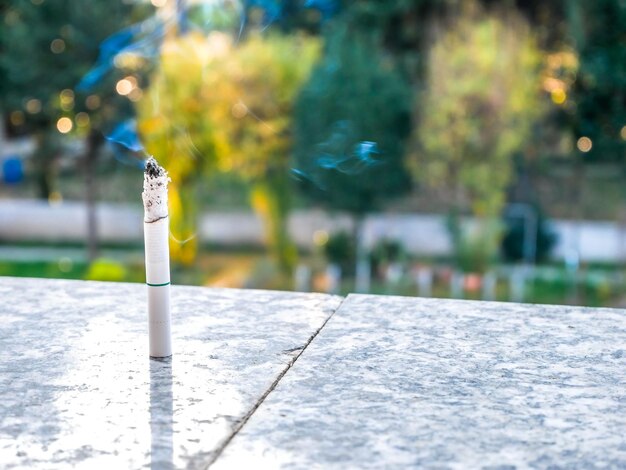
left=215, top=294, right=626, bottom=469
left=0, top=277, right=341, bottom=469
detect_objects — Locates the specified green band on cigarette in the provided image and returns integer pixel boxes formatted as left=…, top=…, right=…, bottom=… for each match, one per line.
left=146, top=281, right=171, bottom=287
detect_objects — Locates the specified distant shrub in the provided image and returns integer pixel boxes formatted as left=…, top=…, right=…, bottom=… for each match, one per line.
left=371, top=239, right=406, bottom=278
left=501, top=207, right=557, bottom=262
left=85, top=258, right=127, bottom=282
left=323, top=232, right=356, bottom=276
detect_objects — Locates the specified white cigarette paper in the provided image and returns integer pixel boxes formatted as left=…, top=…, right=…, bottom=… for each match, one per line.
left=142, top=157, right=172, bottom=358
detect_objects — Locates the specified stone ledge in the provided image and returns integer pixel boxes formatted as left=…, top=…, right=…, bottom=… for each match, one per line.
left=215, top=294, right=626, bottom=469
left=2, top=278, right=626, bottom=469
left=0, top=277, right=341, bottom=469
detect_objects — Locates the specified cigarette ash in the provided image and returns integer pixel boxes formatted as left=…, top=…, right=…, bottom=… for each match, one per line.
left=142, top=157, right=170, bottom=223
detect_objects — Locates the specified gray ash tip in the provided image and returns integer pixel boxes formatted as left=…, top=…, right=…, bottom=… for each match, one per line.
left=145, top=157, right=165, bottom=178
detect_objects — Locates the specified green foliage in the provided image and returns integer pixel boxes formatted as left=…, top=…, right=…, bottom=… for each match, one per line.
left=410, top=4, right=544, bottom=270
left=370, top=239, right=406, bottom=278
left=219, top=33, right=321, bottom=181
left=501, top=207, right=558, bottom=262
left=138, top=33, right=232, bottom=180
left=371, top=239, right=405, bottom=264
left=0, top=0, right=145, bottom=129
left=293, top=25, right=412, bottom=215
left=447, top=216, right=503, bottom=273
left=138, top=32, right=231, bottom=265
left=411, top=5, right=544, bottom=218
left=138, top=32, right=320, bottom=272
left=323, top=231, right=356, bottom=275
left=212, top=32, right=320, bottom=276
left=0, top=260, right=87, bottom=280
left=85, top=258, right=127, bottom=282
left=0, top=0, right=149, bottom=199
left=568, top=0, right=626, bottom=162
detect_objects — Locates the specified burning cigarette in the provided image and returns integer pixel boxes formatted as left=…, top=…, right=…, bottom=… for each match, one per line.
left=142, top=157, right=172, bottom=358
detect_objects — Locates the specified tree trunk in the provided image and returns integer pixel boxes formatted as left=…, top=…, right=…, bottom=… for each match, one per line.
left=251, top=173, right=297, bottom=277
left=353, top=214, right=370, bottom=293
left=84, top=129, right=104, bottom=262
left=34, top=131, right=58, bottom=200
left=568, top=153, right=585, bottom=302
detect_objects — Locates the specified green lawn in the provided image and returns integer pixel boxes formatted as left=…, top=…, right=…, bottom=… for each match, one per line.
left=1, top=247, right=624, bottom=308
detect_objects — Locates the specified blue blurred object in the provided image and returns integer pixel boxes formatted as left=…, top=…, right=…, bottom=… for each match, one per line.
left=77, top=17, right=166, bottom=91
left=2, top=156, right=23, bottom=184
left=106, top=119, right=144, bottom=153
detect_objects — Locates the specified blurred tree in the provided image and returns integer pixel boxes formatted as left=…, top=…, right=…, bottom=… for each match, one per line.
left=0, top=0, right=147, bottom=193
left=293, top=25, right=412, bottom=279
left=501, top=205, right=557, bottom=262
left=567, top=0, right=626, bottom=163
left=139, top=32, right=320, bottom=273
left=138, top=32, right=233, bottom=266
left=409, top=3, right=544, bottom=272
left=323, top=231, right=355, bottom=276
left=221, top=33, right=320, bottom=276
left=0, top=0, right=150, bottom=259
left=328, top=0, right=449, bottom=81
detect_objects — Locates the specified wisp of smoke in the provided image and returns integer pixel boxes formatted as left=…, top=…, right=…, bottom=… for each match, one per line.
left=292, top=120, right=383, bottom=188
left=77, top=15, right=171, bottom=92
left=106, top=119, right=144, bottom=153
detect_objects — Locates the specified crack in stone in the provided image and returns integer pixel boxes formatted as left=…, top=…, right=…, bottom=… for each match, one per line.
left=204, top=295, right=347, bottom=468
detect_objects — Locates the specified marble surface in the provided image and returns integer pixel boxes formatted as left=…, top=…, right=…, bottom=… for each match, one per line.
left=0, top=277, right=341, bottom=469
left=215, top=294, right=626, bottom=469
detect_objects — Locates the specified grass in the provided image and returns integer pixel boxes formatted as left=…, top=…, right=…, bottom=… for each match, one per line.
left=1, top=244, right=624, bottom=308
left=0, top=251, right=266, bottom=288
left=0, top=260, right=88, bottom=280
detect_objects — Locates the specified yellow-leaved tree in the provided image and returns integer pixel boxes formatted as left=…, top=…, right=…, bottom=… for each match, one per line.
left=138, top=32, right=320, bottom=274
left=219, top=33, right=321, bottom=276
left=138, top=32, right=233, bottom=266
left=410, top=4, right=544, bottom=273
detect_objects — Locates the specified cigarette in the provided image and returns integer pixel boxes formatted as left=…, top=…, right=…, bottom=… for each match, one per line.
left=142, top=157, right=172, bottom=358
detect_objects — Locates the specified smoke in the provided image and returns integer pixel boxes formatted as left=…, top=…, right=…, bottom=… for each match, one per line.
left=292, top=120, right=384, bottom=187
left=77, top=16, right=170, bottom=92
left=106, top=119, right=144, bottom=153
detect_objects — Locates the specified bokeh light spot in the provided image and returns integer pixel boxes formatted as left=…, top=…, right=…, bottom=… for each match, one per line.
left=60, top=89, right=74, bottom=110
left=128, top=88, right=143, bottom=102
left=621, top=126, right=626, bottom=140
left=60, top=89, right=74, bottom=100
left=76, top=112, right=90, bottom=127
left=10, top=111, right=25, bottom=126
left=577, top=136, right=592, bottom=153
left=60, top=24, right=73, bottom=38
left=56, top=117, right=73, bottom=134
left=313, top=230, right=329, bottom=246
left=50, top=38, right=65, bottom=54
left=116, top=79, right=134, bottom=96
left=86, top=95, right=101, bottom=110
left=151, top=0, right=167, bottom=7
left=25, top=99, right=42, bottom=114
left=232, top=102, right=248, bottom=119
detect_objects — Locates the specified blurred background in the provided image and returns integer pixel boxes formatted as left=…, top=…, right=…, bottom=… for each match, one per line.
left=0, top=0, right=624, bottom=307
